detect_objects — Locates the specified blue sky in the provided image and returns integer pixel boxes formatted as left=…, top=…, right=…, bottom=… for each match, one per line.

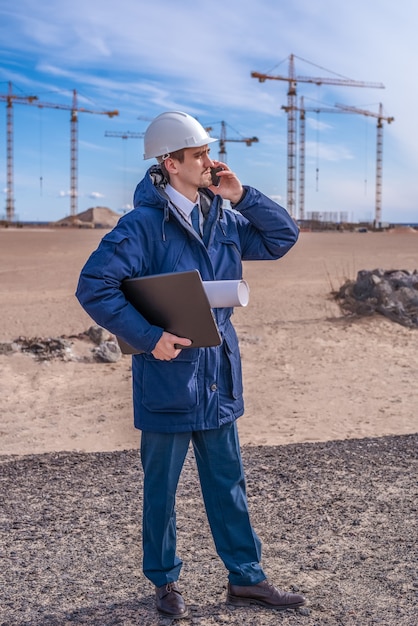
left=0, top=0, right=416, bottom=224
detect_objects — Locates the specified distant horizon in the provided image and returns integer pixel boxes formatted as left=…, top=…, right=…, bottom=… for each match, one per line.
left=3, top=212, right=418, bottom=229
left=2, top=200, right=418, bottom=228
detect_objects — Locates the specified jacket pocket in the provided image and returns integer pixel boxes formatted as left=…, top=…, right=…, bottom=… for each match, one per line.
left=141, top=350, right=200, bottom=412
left=221, top=324, right=243, bottom=400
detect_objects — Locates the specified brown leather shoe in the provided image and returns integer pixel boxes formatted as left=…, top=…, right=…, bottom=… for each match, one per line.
left=227, top=579, right=306, bottom=610
left=155, top=582, right=188, bottom=618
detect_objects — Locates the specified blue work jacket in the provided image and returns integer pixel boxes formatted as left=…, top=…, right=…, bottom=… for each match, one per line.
left=76, top=166, right=299, bottom=433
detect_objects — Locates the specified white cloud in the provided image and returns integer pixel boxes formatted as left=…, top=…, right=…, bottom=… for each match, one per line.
left=270, top=194, right=284, bottom=204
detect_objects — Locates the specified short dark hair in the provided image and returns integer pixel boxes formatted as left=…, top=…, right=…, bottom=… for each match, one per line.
left=165, top=148, right=185, bottom=163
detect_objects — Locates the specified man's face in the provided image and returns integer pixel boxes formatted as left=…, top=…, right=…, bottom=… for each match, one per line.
left=173, top=146, right=214, bottom=190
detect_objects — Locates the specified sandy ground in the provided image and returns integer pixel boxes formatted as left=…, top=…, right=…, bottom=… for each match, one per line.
left=1, top=227, right=417, bottom=626
left=1, top=227, right=417, bottom=455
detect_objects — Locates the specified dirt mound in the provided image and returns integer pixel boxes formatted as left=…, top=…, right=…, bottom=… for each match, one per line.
left=387, top=226, right=417, bottom=234
left=54, top=206, right=121, bottom=228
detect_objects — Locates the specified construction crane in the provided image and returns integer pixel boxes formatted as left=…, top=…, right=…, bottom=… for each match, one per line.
left=0, top=82, right=38, bottom=221
left=105, top=131, right=144, bottom=140
left=282, top=97, right=353, bottom=220
left=1, top=85, right=118, bottom=220
left=34, top=90, right=119, bottom=218
left=251, top=53, right=385, bottom=217
left=335, top=102, right=394, bottom=227
left=206, top=120, right=258, bottom=163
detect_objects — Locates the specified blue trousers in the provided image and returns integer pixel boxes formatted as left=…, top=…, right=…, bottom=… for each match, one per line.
left=140, top=421, right=266, bottom=587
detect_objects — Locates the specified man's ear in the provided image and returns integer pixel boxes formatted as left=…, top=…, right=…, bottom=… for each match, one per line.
left=163, top=157, right=178, bottom=176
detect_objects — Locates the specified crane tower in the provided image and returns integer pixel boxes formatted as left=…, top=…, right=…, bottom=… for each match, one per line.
left=36, top=90, right=119, bottom=218
left=283, top=97, right=353, bottom=220
left=0, top=82, right=38, bottom=221
left=335, top=102, right=394, bottom=227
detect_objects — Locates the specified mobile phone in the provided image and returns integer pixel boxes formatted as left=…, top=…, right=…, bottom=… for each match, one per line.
left=210, top=166, right=223, bottom=187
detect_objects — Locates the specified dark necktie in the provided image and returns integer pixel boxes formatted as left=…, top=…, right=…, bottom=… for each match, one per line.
left=190, top=204, right=201, bottom=236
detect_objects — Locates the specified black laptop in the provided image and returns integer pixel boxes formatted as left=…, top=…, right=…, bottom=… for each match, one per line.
left=116, top=270, right=221, bottom=354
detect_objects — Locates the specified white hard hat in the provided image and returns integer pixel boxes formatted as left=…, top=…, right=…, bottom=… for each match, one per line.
left=143, top=111, right=218, bottom=160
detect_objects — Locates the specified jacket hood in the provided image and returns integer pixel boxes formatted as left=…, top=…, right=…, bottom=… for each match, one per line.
left=133, top=165, right=169, bottom=211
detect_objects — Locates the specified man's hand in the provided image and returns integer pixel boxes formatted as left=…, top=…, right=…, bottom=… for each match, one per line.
left=209, top=160, right=244, bottom=205
left=152, top=331, right=192, bottom=360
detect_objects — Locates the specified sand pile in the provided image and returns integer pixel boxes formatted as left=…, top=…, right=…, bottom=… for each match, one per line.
left=53, top=206, right=120, bottom=228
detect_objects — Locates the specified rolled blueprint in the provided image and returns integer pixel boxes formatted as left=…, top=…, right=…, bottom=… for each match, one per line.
left=203, top=279, right=250, bottom=308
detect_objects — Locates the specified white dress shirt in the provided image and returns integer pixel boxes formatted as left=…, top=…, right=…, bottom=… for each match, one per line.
left=165, top=184, right=202, bottom=231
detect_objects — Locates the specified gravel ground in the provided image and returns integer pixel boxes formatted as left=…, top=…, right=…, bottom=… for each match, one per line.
left=1, top=434, right=417, bottom=626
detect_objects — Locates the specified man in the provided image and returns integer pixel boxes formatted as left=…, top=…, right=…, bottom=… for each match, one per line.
left=76, top=111, right=304, bottom=619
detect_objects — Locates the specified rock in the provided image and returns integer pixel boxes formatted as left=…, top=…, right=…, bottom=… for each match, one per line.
left=87, top=325, right=111, bottom=345
left=0, top=342, right=16, bottom=354
left=92, top=340, right=122, bottom=363
left=334, top=268, right=418, bottom=327
left=298, top=606, right=311, bottom=616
